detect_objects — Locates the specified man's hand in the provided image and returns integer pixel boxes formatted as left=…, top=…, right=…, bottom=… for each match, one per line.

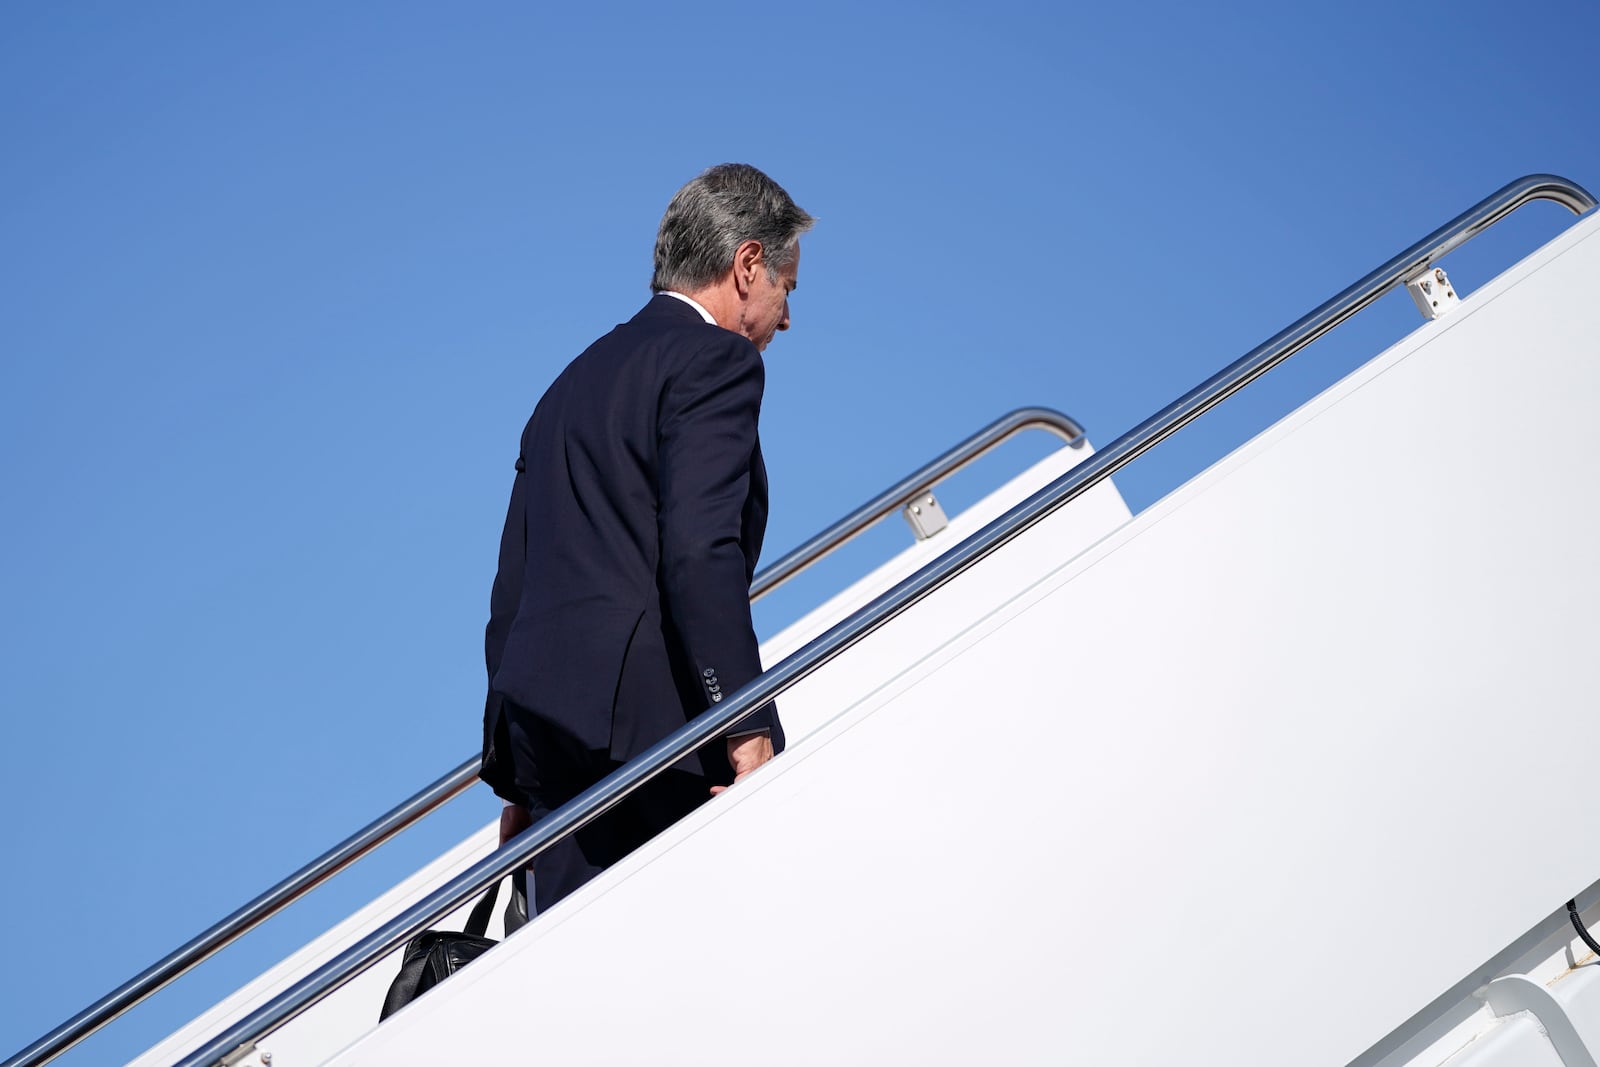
left=711, top=730, right=774, bottom=795
left=499, top=802, right=533, bottom=845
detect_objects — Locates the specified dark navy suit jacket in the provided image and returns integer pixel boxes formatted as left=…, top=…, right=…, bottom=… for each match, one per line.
left=480, top=294, right=785, bottom=800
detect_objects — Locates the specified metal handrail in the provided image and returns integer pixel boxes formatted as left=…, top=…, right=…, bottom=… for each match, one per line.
left=164, top=172, right=1595, bottom=1067
left=749, top=406, right=1084, bottom=601
left=2, top=406, right=1089, bottom=1067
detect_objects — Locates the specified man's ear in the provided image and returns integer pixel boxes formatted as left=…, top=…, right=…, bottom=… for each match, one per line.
left=732, top=240, right=764, bottom=297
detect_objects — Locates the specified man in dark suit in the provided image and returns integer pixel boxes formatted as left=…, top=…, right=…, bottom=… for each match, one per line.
left=480, top=163, right=813, bottom=915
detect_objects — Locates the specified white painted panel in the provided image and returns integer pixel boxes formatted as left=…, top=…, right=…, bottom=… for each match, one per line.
left=764, top=440, right=1131, bottom=744
left=321, top=211, right=1600, bottom=1066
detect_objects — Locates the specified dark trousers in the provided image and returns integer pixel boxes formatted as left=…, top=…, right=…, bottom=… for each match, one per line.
left=504, top=703, right=715, bottom=915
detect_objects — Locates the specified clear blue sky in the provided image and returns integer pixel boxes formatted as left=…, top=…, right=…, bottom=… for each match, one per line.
left=3, top=2, right=1597, bottom=1063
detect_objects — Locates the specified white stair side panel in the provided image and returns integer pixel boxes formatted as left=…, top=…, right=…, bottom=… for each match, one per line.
left=321, top=210, right=1600, bottom=1067
left=760, top=437, right=1128, bottom=668
left=762, top=440, right=1132, bottom=742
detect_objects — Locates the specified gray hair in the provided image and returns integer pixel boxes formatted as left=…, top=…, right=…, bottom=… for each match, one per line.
left=651, top=163, right=814, bottom=293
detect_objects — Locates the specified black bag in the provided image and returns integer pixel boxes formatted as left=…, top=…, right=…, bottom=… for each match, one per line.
left=380, top=877, right=522, bottom=1020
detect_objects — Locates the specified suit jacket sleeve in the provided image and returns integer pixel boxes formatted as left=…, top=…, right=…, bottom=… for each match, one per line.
left=656, top=334, right=779, bottom=737
left=479, top=453, right=526, bottom=798
left=484, top=453, right=527, bottom=690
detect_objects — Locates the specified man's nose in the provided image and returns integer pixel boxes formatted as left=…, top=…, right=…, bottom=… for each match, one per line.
left=777, top=302, right=790, bottom=332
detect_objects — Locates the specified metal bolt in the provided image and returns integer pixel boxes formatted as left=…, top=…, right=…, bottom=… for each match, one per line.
left=1435, top=268, right=1447, bottom=282
left=260, top=1055, right=272, bottom=1066
left=911, top=505, right=921, bottom=514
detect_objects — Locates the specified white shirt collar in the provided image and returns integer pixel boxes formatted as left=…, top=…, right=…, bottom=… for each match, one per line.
left=660, top=290, right=717, bottom=326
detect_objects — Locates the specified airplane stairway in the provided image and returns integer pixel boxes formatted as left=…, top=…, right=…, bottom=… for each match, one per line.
left=315, top=186, right=1600, bottom=1067
left=7, top=175, right=1599, bottom=1067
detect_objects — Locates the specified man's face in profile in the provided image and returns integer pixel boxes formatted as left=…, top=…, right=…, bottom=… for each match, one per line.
left=742, top=243, right=800, bottom=353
